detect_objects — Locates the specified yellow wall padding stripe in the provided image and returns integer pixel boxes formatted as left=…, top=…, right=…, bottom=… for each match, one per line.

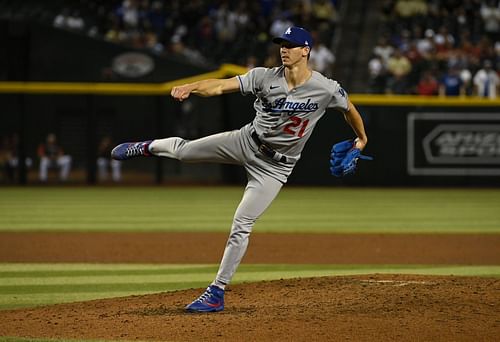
left=349, top=94, right=500, bottom=107
left=0, top=64, right=248, bottom=96
left=0, top=63, right=499, bottom=107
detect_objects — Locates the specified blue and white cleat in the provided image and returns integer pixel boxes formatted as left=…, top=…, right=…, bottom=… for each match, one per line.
left=111, top=140, right=152, bottom=160
left=185, top=285, right=225, bottom=312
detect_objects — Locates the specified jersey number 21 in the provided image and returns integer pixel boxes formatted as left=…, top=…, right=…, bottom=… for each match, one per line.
left=283, top=116, right=309, bottom=138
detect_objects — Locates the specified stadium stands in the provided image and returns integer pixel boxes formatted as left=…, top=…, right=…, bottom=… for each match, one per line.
left=0, top=0, right=498, bottom=95
left=370, top=0, right=499, bottom=95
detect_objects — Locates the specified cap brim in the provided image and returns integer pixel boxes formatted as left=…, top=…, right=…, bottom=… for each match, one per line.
left=272, top=37, right=288, bottom=44
left=272, top=37, right=304, bottom=47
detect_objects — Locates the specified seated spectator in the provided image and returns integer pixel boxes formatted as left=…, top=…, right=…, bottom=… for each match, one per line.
left=473, top=59, right=500, bottom=98
left=53, top=8, right=70, bottom=29
left=311, top=0, right=338, bottom=35
left=66, top=10, right=85, bottom=31
left=53, top=8, right=84, bottom=32
left=480, top=0, right=500, bottom=42
left=439, top=66, right=465, bottom=96
left=309, top=38, right=336, bottom=77
left=386, top=49, right=412, bottom=94
left=269, top=13, right=294, bottom=39
left=117, top=0, right=139, bottom=30
left=434, top=26, right=455, bottom=53
left=394, top=0, right=428, bottom=17
left=37, top=133, right=71, bottom=182
left=97, top=136, right=121, bottom=182
left=416, top=28, right=436, bottom=60
left=373, top=37, right=394, bottom=67
left=405, top=41, right=423, bottom=64
left=416, top=70, right=439, bottom=95
left=368, top=54, right=387, bottom=93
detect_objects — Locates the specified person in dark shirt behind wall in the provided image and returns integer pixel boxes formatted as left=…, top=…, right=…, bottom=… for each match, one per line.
left=37, top=133, right=72, bottom=182
left=1, top=133, right=33, bottom=183
left=97, top=136, right=121, bottom=182
left=416, top=70, right=439, bottom=95
left=439, top=66, right=465, bottom=96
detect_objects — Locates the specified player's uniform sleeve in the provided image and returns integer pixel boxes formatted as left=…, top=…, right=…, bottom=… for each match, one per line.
left=327, top=79, right=349, bottom=113
left=237, top=67, right=267, bottom=96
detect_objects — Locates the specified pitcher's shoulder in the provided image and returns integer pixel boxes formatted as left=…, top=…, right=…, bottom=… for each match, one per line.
left=310, top=71, right=342, bottom=91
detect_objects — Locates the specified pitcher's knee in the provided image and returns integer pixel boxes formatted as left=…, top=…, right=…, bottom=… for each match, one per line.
left=176, top=144, right=193, bottom=162
left=149, top=137, right=191, bottom=160
left=231, top=216, right=256, bottom=236
left=168, top=138, right=193, bottom=161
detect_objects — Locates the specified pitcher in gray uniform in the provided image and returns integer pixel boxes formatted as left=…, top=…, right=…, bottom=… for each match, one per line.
left=111, top=26, right=369, bottom=312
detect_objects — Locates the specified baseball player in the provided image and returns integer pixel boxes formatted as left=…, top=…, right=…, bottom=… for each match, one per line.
left=38, top=133, right=72, bottom=182
left=112, top=26, right=369, bottom=312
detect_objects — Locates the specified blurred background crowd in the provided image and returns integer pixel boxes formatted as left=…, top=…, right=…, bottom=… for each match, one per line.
left=369, top=0, right=500, bottom=96
left=1, top=0, right=339, bottom=75
left=1, top=0, right=498, bottom=96
left=54, top=0, right=339, bottom=74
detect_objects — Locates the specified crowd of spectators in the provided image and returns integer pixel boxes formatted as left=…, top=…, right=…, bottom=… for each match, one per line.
left=49, top=0, right=340, bottom=72
left=368, top=0, right=500, bottom=97
left=8, top=1, right=498, bottom=96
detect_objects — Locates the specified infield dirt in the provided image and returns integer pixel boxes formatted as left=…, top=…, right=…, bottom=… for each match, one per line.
left=1, top=232, right=499, bottom=341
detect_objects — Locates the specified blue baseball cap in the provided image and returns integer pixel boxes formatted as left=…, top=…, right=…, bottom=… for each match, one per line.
left=272, top=26, right=313, bottom=49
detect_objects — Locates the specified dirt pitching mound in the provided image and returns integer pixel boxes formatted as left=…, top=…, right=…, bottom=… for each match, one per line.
left=2, top=274, right=499, bottom=341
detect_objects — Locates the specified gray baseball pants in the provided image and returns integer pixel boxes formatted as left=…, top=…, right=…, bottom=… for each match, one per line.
left=149, top=124, right=293, bottom=286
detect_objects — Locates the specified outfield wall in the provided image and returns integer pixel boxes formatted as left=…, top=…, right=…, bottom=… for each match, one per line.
left=2, top=90, right=499, bottom=186
left=291, top=103, right=500, bottom=186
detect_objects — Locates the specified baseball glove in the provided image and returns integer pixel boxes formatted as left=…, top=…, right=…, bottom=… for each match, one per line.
left=330, top=139, right=373, bottom=177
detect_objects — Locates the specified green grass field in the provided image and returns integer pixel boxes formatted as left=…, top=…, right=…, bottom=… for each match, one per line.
left=0, top=187, right=499, bottom=315
left=0, top=187, right=499, bottom=233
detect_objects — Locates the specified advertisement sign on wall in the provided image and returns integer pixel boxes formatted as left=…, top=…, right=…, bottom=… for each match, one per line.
left=407, top=113, right=500, bottom=176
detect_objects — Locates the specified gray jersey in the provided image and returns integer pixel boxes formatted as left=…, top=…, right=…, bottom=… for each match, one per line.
left=237, top=65, right=349, bottom=161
